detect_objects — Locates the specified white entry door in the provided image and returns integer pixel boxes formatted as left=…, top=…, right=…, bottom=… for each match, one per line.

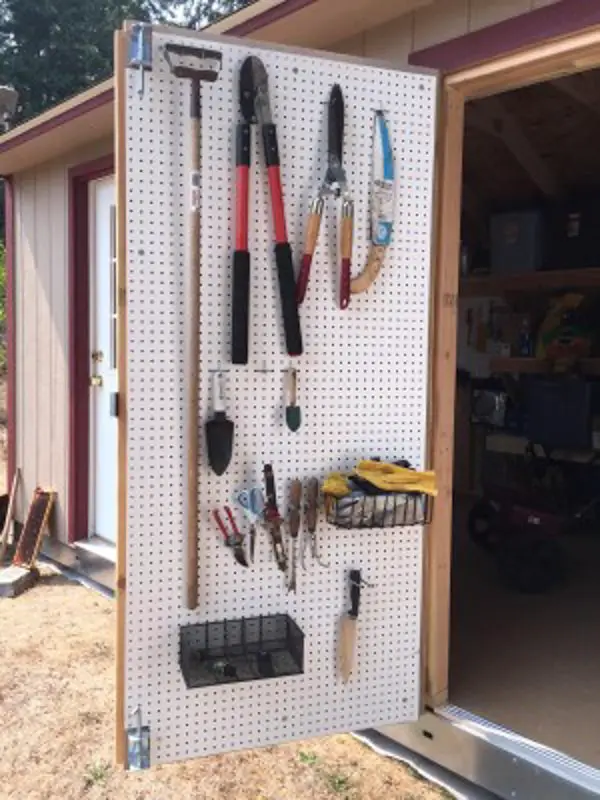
left=89, top=176, right=118, bottom=543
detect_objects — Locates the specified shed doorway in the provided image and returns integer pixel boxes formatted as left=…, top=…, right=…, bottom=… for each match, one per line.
left=88, top=176, right=118, bottom=545
left=436, top=44, right=600, bottom=768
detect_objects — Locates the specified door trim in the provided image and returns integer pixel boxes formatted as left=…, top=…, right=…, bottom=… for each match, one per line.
left=426, top=24, right=600, bottom=707
left=67, top=154, right=114, bottom=544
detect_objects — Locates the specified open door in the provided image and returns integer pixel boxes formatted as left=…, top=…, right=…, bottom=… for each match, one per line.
left=115, top=23, right=439, bottom=766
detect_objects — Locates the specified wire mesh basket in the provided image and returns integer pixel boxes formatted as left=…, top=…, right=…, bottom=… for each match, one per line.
left=180, top=614, right=304, bottom=688
left=325, top=491, right=433, bottom=529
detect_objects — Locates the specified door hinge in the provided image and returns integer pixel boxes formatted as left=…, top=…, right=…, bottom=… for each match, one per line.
left=127, top=22, right=153, bottom=98
left=126, top=705, right=150, bottom=771
left=110, top=393, right=119, bottom=418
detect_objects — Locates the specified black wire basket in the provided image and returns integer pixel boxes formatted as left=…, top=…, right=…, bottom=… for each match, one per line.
left=325, top=491, right=433, bottom=529
left=180, top=614, right=304, bottom=688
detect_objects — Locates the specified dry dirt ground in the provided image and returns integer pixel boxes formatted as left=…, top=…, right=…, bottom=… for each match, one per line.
left=0, top=576, right=449, bottom=800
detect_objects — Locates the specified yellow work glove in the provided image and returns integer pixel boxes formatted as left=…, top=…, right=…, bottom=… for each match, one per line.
left=355, top=460, right=438, bottom=497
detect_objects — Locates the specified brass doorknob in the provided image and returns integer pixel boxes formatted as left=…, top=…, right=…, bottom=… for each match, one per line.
left=90, top=375, right=103, bottom=387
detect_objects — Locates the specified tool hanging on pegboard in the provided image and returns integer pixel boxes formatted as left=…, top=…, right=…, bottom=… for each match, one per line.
left=302, top=477, right=328, bottom=568
left=213, top=506, right=250, bottom=568
left=205, top=371, right=234, bottom=476
left=284, top=368, right=301, bottom=432
left=286, top=479, right=302, bottom=592
left=237, top=487, right=265, bottom=564
left=231, top=56, right=303, bottom=361
left=351, top=110, right=395, bottom=296
left=297, top=84, right=354, bottom=310
left=163, top=43, right=222, bottom=610
left=263, top=464, right=287, bottom=572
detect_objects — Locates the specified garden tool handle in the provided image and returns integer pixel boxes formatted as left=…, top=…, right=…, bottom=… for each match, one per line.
left=297, top=199, right=324, bottom=304
left=231, top=122, right=251, bottom=364
left=340, top=201, right=354, bottom=310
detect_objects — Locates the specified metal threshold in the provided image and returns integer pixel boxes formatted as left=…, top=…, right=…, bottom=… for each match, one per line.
left=376, top=705, right=600, bottom=800
left=74, top=535, right=116, bottom=564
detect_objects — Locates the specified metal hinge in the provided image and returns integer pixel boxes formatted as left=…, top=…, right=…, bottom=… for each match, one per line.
left=110, top=392, right=119, bottom=418
left=127, top=22, right=153, bottom=98
left=126, top=705, right=150, bottom=770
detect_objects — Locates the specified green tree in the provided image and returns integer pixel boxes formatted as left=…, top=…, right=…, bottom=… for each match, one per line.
left=0, top=0, right=174, bottom=121
left=176, top=0, right=250, bottom=29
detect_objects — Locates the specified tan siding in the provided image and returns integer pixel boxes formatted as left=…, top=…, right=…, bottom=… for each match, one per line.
left=354, top=0, right=560, bottom=62
left=13, top=137, right=112, bottom=544
left=468, top=0, right=535, bottom=32
left=413, top=0, right=469, bottom=51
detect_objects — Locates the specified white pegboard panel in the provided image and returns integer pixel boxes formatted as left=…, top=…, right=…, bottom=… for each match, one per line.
left=124, top=27, right=437, bottom=765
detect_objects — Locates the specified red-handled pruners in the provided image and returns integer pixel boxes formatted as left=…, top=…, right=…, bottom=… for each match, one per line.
left=213, top=506, right=250, bottom=568
left=231, top=56, right=303, bottom=364
left=297, top=84, right=354, bottom=310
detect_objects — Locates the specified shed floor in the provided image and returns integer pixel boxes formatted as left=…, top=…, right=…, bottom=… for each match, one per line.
left=450, top=499, right=600, bottom=768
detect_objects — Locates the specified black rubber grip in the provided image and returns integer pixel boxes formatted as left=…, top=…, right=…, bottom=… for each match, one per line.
left=231, top=250, right=250, bottom=364
left=274, top=243, right=303, bottom=356
left=262, top=123, right=280, bottom=167
left=236, top=123, right=250, bottom=167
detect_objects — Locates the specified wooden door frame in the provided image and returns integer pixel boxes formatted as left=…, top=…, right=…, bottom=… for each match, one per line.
left=426, top=24, right=600, bottom=707
left=68, top=155, right=114, bottom=544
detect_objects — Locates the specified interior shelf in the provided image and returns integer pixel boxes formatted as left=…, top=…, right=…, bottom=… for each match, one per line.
left=460, top=268, right=600, bottom=297
left=490, top=357, right=600, bottom=376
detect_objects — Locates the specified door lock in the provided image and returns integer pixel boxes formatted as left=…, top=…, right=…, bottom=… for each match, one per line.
left=90, top=375, right=103, bottom=388
left=91, top=350, right=104, bottom=363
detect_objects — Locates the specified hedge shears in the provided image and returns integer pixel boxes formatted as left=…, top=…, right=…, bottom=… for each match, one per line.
left=296, top=84, right=354, bottom=310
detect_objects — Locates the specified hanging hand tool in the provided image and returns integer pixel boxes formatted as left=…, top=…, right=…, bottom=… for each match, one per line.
left=287, top=479, right=302, bottom=592
left=339, top=569, right=370, bottom=682
left=232, top=57, right=303, bottom=360
left=163, top=44, right=222, bottom=611
left=285, top=368, right=301, bottom=432
left=205, top=372, right=234, bottom=476
left=297, top=84, right=354, bottom=310
left=302, top=477, right=328, bottom=568
left=213, top=506, right=250, bottom=568
left=237, top=487, right=265, bottom=564
left=350, top=110, right=395, bottom=296
left=263, top=464, right=287, bottom=572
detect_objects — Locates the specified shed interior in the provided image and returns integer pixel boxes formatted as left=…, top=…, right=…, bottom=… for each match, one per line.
left=450, top=67, right=600, bottom=768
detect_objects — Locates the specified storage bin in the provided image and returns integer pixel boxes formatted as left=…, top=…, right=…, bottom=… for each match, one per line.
left=490, top=210, right=544, bottom=274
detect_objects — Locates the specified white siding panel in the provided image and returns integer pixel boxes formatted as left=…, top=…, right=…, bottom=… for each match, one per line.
left=364, top=16, right=415, bottom=64
left=414, top=0, right=469, bottom=50
left=468, top=0, right=534, bottom=32
left=13, top=137, right=111, bottom=544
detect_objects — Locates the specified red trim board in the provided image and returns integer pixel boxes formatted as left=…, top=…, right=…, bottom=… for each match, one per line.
left=68, top=154, right=114, bottom=543
left=409, top=0, right=600, bottom=72
left=4, top=176, right=15, bottom=494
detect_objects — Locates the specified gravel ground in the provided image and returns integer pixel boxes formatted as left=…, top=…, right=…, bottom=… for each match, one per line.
left=0, top=572, right=449, bottom=800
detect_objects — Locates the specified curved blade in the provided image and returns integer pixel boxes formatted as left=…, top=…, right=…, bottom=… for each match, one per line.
left=249, top=56, right=272, bottom=125
left=239, top=56, right=256, bottom=123
left=328, top=84, right=344, bottom=168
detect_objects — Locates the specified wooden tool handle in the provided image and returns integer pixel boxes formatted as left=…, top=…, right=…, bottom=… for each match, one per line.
left=288, top=368, right=297, bottom=406
left=288, top=479, right=302, bottom=538
left=350, top=244, right=386, bottom=295
left=296, top=209, right=323, bottom=304
left=340, top=210, right=353, bottom=310
left=186, top=84, right=201, bottom=611
left=305, top=478, right=319, bottom=533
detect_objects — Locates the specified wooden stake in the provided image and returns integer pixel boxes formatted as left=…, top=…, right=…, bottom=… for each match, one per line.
left=0, top=467, right=20, bottom=562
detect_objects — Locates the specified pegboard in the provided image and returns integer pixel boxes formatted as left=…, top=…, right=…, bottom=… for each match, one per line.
left=124, top=26, right=438, bottom=765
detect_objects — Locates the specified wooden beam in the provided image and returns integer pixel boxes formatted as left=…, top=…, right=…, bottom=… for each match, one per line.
left=466, top=96, right=559, bottom=196
left=114, top=27, right=128, bottom=769
left=551, top=74, right=600, bottom=118
left=424, top=85, right=465, bottom=706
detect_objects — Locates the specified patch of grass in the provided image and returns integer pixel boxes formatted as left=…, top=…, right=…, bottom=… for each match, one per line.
left=83, top=759, right=111, bottom=790
left=324, top=772, right=350, bottom=794
left=298, top=750, right=319, bottom=766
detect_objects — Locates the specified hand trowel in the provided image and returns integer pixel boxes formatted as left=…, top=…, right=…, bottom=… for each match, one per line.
left=206, top=371, right=234, bottom=475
